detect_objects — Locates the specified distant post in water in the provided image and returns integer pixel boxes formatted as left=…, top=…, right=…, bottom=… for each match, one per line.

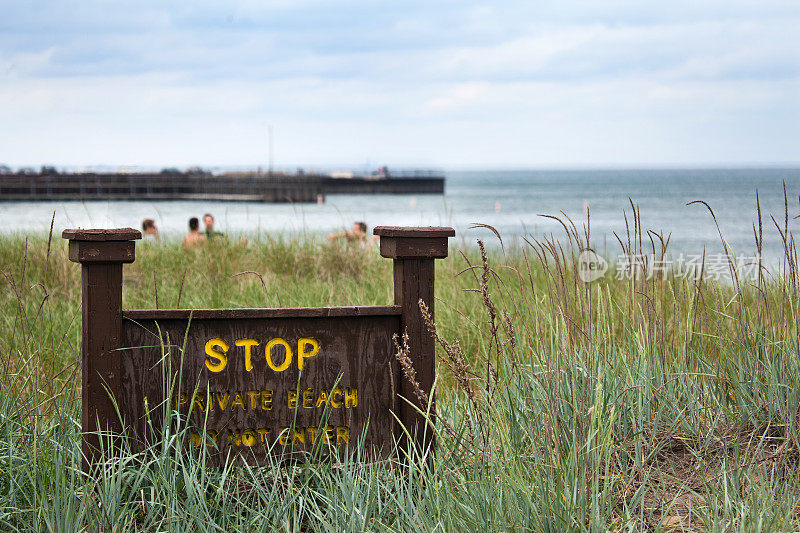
left=63, top=228, right=142, bottom=467
left=374, top=226, right=455, bottom=453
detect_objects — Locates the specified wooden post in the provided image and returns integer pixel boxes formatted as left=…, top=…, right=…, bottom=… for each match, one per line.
left=374, top=226, right=455, bottom=454
left=63, top=228, right=141, bottom=469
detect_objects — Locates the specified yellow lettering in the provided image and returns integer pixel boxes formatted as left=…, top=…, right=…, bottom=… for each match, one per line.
left=297, top=338, right=320, bottom=371
left=261, top=390, right=273, bottom=410
left=247, top=390, right=259, bottom=409
left=226, top=430, right=241, bottom=446
left=345, top=388, right=358, bottom=408
left=302, top=388, right=314, bottom=409
left=230, top=392, right=245, bottom=410
left=287, top=389, right=297, bottom=409
left=265, top=338, right=293, bottom=372
left=325, top=425, right=335, bottom=443
left=191, top=430, right=215, bottom=447
left=204, top=338, right=229, bottom=372
left=235, top=338, right=259, bottom=371
left=294, top=428, right=306, bottom=444
left=331, top=388, right=343, bottom=408
left=336, top=426, right=350, bottom=445
left=307, top=426, right=318, bottom=444
left=175, top=393, right=187, bottom=410
left=278, top=427, right=290, bottom=445
left=191, top=394, right=204, bottom=411
left=257, top=428, right=270, bottom=443
left=216, top=391, right=230, bottom=411
left=241, top=430, right=257, bottom=447
left=316, top=389, right=328, bottom=408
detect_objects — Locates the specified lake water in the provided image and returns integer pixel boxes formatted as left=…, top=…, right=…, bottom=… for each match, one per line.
left=2, top=168, right=799, bottom=266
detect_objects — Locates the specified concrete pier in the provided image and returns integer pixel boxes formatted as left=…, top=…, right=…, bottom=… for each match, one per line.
left=0, top=170, right=445, bottom=203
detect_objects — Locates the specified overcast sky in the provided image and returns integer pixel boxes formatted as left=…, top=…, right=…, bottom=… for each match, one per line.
left=1, top=1, right=798, bottom=168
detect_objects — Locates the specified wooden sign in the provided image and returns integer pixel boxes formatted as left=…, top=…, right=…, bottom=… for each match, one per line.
left=63, top=226, right=454, bottom=466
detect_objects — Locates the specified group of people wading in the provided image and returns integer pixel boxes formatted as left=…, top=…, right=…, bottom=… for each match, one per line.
left=140, top=213, right=224, bottom=249
left=181, top=213, right=224, bottom=249
left=140, top=215, right=374, bottom=249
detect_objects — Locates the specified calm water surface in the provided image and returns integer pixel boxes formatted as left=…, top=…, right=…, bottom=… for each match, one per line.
left=2, top=168, right=798, bottom=265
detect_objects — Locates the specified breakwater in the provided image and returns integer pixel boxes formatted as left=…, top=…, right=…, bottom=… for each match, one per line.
left=0, top=170, right=445, bottom=203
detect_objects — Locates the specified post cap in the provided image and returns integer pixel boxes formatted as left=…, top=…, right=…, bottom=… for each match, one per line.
left=63, top=228, right=140, bottom=264
left=62, top=228, right=142, bottom=241
left=374, top=226, right=455, bottom=259
left=373, top=226, right=455, bottom=238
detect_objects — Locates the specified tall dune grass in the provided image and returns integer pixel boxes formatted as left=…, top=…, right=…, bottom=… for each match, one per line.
left=1, top=195, right=798, bottom=531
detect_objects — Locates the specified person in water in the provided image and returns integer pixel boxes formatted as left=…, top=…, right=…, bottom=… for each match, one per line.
left=328, top=221, right=376, bottom=247
left=203, top=213, right=225, bottom=240
left=183, top=217, right=207, bottom=249
left=141, top=218, right=160, bottom=242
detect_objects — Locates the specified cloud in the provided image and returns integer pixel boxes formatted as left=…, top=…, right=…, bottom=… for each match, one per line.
left=426, top=82, right=489, bottom=109
left=1, top=1, right=796, bottom=84
left=0, top=0, right=797, bottom=166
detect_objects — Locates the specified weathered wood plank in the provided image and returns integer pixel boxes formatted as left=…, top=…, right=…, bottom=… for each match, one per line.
left=123, top=306, right=402, bottom=320
left=120, top=314, right=401, bottom=464
left=379, top=236, right=449, bottom=258
left=63, top=228, right=141, bottom=241
left=69, top=240, right=136, bottom=264
left=374, top=226, right=455, bottom=238
left=81, top=263, right=124, bottom=467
